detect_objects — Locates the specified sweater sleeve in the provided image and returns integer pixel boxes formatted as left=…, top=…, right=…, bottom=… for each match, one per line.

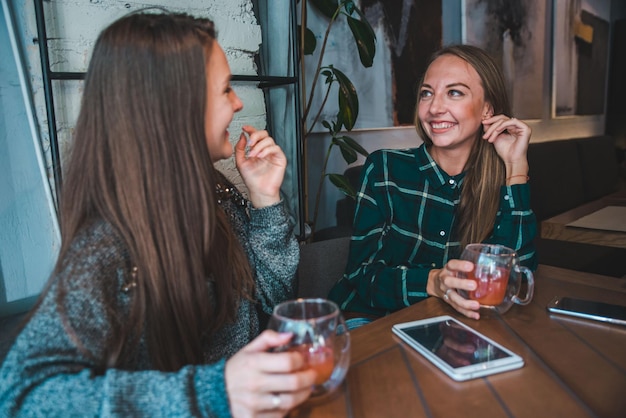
left=0, top=242, right=232, bottom=417
left=247, top=200, right=299, bottom=315
left=0, top=332, right=230, bottom=417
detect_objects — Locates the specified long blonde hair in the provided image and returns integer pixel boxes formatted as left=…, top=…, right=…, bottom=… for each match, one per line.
left=415, top=45, right=511, bottom=248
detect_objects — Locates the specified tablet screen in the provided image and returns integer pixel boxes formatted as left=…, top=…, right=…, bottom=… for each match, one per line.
left=402, top=318, right=511, bottom=368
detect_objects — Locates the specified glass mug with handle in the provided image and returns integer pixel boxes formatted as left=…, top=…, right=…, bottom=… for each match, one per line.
left=458, top=243, right=534, bottom=314
left=267, top=298, right=350, bottom=398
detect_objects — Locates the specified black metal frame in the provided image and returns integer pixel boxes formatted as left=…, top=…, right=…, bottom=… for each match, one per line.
left=33, top=0, right=304, bottom=235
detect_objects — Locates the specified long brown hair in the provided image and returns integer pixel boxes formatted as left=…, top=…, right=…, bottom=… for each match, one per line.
left=415, top=44, right=511, bottom=248
left=56, top=12, right=253, bottom=371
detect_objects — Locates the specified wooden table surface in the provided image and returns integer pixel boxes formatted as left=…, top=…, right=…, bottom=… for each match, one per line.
left=290, top=265, right=626, bottom=418
left=541, top=193, right=626, bottom=249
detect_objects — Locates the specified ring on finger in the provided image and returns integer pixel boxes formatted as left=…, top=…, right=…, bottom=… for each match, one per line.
left=443, top=288, right=453, bottom=301
left=271, top=393, right=281, bottom=409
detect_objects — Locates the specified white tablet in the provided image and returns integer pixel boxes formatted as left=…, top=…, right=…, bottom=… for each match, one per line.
left=392, top=315, right=524, bottom=381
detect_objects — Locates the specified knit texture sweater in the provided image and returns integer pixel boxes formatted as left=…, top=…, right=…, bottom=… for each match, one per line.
left=0, top=180, right=299, bottom=417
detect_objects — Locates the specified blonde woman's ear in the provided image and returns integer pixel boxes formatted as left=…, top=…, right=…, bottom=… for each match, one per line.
left=482, top=103, right=494, bottom=120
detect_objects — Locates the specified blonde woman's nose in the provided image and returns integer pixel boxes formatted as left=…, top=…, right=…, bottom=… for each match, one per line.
left=429, top=93, right=445, bottom=114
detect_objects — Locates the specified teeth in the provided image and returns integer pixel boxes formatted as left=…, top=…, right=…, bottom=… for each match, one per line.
left=432, top=122, right=454, bottom=129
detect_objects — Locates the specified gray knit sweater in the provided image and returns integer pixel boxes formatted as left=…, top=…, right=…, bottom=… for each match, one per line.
left=0, top=191, right=299, bottom=417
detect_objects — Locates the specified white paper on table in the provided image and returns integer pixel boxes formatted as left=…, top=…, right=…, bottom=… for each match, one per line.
left=566, top=206, right=626, bottom=232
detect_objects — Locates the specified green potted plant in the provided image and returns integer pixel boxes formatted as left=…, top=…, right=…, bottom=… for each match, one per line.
left=298, top=0, right=376, bottom=238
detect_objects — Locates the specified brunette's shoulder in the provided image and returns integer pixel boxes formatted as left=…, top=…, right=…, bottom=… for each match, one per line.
left=56, top=219, right=130, bottom=289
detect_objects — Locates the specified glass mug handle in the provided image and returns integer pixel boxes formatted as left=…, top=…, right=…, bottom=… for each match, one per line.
left=511, top=266, right=534, bottom=305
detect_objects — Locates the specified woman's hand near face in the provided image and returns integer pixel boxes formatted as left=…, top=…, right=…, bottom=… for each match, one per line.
left=235, top=125, right=287, bottom=208
left=427, top=260, right=481, bottom=320
left=481, top=115, right=531, bottom=181
left=225, top=330, right=316, bottom=418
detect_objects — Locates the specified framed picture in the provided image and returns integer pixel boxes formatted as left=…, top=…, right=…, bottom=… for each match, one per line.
left=552, top=0, right=610, bottom=117
left=462, top=0, right=547, bottom=120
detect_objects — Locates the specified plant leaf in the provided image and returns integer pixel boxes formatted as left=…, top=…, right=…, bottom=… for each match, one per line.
left=338, top=135, right=369, bottom=157
left=298, top=25, right=317, bottom=55
left=352, top=6, right=377, bottom=40
left=343, top=1, right=355, bottom=15
left=310, top=0, right=339, bottom=19
left=328, top=173, right=356, bottom=198
left=330, top=67, right=358, bottom=130
left=346, top=15, right=376, bottom=68
left=333, top=137, right=358, bottom=164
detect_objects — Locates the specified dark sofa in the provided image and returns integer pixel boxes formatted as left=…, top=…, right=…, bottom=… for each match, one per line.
left=319, top=135, right=626, bottom=278
left=527, top=135, right=625, bottom=278
left=527, top=135, right=621, bottom=221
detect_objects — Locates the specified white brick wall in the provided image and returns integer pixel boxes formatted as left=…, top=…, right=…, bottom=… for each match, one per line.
left=15, top=0, right=264, bottom=194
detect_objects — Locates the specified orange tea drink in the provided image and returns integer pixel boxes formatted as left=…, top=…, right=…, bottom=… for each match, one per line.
left=292, top=344, right=334, bottom=385
left=268, top=298, right=350, bottom=396
left=467, top=266, right=509, bottom=306
left=460, top=244, right=535, bottom=314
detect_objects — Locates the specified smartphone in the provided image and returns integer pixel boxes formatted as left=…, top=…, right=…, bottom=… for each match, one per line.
left=546, top=296, right=626, bottom=326
left=391, top=315, right=524, bottom=381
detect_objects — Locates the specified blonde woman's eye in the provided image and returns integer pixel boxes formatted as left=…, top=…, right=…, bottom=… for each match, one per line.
left=419, top=90, right=432, bottom=99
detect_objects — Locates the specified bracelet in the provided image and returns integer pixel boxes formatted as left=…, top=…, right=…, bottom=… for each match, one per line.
left=506, top=174, right=529, bottom=182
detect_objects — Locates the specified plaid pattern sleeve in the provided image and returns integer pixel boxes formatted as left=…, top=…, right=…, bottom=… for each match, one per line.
left=328, top=144, right=538, bottom=317
left=485, top=184, right=538, bottom=269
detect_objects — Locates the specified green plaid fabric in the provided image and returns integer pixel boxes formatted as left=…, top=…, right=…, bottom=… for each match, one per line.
left=328, top=145, right=537, bottom=317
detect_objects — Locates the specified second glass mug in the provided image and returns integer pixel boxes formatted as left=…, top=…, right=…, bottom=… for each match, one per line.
left=458, top=243, right=534, bottom=314
left=267, top=298, right=351, bottom=398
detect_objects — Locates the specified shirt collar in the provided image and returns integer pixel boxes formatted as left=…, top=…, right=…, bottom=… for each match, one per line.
left=414, top=144, right=465, bottom=190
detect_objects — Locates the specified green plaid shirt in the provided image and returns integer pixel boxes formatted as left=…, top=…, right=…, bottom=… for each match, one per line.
left=328, top=145, right=537, bottom=317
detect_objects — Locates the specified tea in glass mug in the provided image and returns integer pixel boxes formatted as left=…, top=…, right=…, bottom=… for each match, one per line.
left=458, top=244, right=534, bottom=314
left=267, top=298, right=350, bottom=397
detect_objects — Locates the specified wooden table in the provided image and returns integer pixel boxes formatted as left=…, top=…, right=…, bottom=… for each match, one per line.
left=290, top=265, right=626, bottom=418
left=541, top=193, right=626, bottom=249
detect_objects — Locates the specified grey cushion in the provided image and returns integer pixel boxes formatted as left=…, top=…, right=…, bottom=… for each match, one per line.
left=297, top=236, right=351, bottom=299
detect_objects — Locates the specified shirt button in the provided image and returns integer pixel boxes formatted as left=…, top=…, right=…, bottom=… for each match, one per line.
left=449, top=179, right=455, bottom=185
left=431, top=263, right=436, bottom=267
left=504, top=195, right=510, bottom=200
left=440, top=230, right=445, bottom=236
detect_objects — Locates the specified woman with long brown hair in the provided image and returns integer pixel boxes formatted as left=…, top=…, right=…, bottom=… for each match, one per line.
left=0, top=11, right=314, bottom=417
left=329, top=44, right=537, bottom=324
